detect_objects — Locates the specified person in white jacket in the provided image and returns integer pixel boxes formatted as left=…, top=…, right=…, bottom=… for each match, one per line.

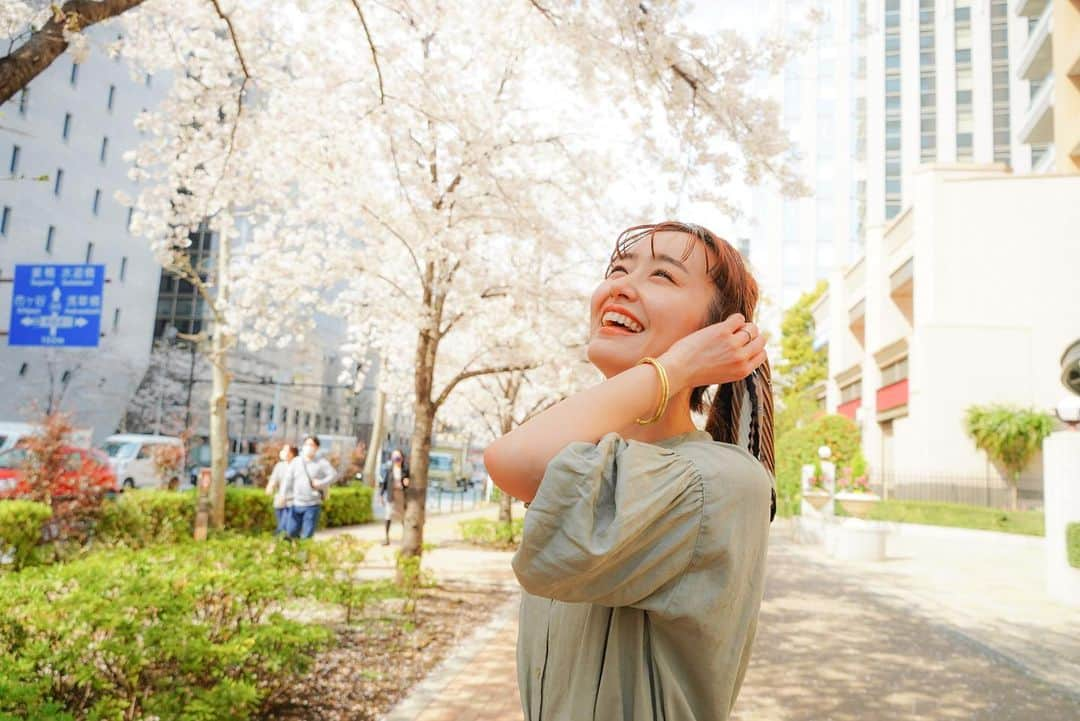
left=264, top=443, right=298, bottom=535
left=286, top=436, right=336, bottom=539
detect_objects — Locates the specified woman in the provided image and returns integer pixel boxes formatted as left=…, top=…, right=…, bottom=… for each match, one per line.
left=265, top=443, right=298, bottom=535
left=286, top=436, right=336, bottom=539
left=379, top=449, right=409, bottom=546
left=485, top=222, right=775, bottom=721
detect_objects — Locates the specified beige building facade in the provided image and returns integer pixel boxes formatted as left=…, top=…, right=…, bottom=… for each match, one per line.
left=815, top=165, right=1080, bottom=502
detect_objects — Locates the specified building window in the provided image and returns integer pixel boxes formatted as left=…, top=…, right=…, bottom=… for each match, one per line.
left=85, top=242, right=94, bottom=263
left=120, top=256, right=128, bottom=281
left=145, top=73, right=152, bottom=87
left=53, top=168, right=63, bottom=196
left=107, top=85, right=116, bottom=111
left=0, top=206, right=9, bottom=236
left=46, top=225, right=55, bottom=254
left=990, top=0, right=1010, bottom=164
left=9, top=145, right=19, bottom=174
left=100, top=137, right=108, bottom=164
left=881, top=357, right=909, bottom=386
left=884, top=0, right=902, bottom=218
left=92, top=189, right=101, bottom=215
left=70, top=62, right=78, bottom=86
left=919, top=0, right=936, bottom=162
left=18, top=363, right=28, bottom=377
left=62, top=113, right=72, bottom=141
left=126, top=207, right=133, bottom=231
left=954, top=0, right=974, bottom=162
left=18, top=88, right=28, bottom=115
left=113, top=307, right=121, bottom=331
left=840, top=381, right=863, bottom=404
left=60, top=370, right=72, bottom=385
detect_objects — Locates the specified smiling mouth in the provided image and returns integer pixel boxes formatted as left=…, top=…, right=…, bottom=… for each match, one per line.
left=600, top=310, right=644, bottom=334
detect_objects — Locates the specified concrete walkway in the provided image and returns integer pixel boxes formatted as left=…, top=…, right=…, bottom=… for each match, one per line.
left=343, top=512, right=1080, bottom=720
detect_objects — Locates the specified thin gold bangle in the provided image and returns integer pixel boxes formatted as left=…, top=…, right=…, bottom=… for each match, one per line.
left=635, top=357, right=670, bottom=425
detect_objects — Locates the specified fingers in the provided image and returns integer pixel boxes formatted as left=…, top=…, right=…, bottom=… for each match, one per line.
left=743, top=331, right=768, bottom=357
left=717, top=313, right=746, bottom=333
left=746, top=349, right=768, bottom=373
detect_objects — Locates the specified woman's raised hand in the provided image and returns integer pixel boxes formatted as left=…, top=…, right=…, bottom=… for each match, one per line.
left=659, top=313, right=768, bottom=392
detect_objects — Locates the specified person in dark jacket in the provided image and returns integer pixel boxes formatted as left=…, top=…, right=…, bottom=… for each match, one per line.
left=379, top=449, right=409, bottom=545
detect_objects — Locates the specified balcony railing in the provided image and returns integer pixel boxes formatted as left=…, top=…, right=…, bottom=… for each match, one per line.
left=1017, top=1, right=1053, bottom=81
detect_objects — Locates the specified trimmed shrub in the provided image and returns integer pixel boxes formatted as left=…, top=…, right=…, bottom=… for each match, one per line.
left=320, top=485, right=374, bottom=529
left=95, top=490, right=195, bottom=548
left=0, top=501, right=52, bottom=570
left=459, top=517, right=525, bottom=548
left=224, top=487, right=276, bottom=534
left=0, top=535, right=378, bottom=721
left=1068, top=522, right=1080, bottom=569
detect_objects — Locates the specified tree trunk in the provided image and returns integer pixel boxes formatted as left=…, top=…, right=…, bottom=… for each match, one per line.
left=0, top=0, right=147, bottom=105
left=401, top=324, right=438, bottom=562
left=498, top=413, right=514, bottom=526
left=362, top=386, right=386, bottom=488
left=209, top=345, right=229, bottom=529
left=207, top=232, right=231, bottom=531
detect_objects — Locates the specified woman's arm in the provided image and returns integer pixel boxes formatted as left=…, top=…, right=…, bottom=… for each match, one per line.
left=485, top=314, right=766, bottom=502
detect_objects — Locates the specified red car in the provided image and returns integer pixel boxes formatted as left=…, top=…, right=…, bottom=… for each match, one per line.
left=0, top=444, right=118, bottom=499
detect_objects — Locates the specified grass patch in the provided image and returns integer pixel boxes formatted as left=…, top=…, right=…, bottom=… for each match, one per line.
left=837, top=499, right=1044, bottom=536
left=459, top=517, right=525, bottom=548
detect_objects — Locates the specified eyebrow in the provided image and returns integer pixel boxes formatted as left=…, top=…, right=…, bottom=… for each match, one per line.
left=621, top=251, right=689, bottom=273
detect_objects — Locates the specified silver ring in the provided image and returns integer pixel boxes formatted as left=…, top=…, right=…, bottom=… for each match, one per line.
left=739, top=327, right=754, bottom=344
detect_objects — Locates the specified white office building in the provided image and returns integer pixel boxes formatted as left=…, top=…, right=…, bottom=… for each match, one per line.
left=0, top=27, right=167, bottom=442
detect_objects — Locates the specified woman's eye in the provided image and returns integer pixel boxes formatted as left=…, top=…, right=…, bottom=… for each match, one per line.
left=653, top=270, right=675, bottom=282
left=607, top=265, right=628, bottom=277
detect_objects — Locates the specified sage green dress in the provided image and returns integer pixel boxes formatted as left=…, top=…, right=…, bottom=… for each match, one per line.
left=512, top=430, right=773, bottom=721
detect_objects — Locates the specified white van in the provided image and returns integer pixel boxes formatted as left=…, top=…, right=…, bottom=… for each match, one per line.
left=99, top=434, right=185, bottom=490
left=0, top=421, right=93, bottom=452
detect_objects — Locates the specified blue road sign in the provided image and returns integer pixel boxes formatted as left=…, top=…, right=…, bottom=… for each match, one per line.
left=267, top=422, right=278, bottom=433
left=8, top=264, right=105, bottom=347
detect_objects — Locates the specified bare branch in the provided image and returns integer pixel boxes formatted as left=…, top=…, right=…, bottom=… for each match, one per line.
left=526, top=0, right=559, bottom=26
left=349, top=0, right=386, bottom=104
left=433, top=362, right=538, bottom=410
left=208, top=0, right=252, bottom=177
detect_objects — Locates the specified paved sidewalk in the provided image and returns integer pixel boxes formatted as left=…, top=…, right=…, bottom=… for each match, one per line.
left=363, top=516, right=1078, bottom=720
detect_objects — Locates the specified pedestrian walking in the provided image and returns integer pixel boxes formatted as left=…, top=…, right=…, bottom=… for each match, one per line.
left=379, top=449, right=409, bottom=546
left=485, top=222, right=775, bottom=721
left=286, top=436, right=336, bottom=539
left=265, top=443, right=298, bottom=535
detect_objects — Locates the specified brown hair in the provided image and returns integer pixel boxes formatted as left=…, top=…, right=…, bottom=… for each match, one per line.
left=608, top=221, right=776, bottom=520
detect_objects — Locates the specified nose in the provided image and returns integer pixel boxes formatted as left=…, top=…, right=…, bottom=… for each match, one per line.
left=605, top=272, right=639, bottom=304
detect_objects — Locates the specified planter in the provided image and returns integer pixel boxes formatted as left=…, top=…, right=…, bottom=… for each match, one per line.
left=803, top=489, right=831, bottom=511
left=836, top=492, right=881, bottom=519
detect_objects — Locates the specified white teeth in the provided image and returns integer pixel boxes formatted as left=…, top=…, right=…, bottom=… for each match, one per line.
left=602, top=311, right=643, bottom=332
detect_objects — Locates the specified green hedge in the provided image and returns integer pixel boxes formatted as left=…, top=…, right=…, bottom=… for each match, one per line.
left=320, top=485, right=374, bottom=528
left=1068, top=522, right=1080, bottom=569
left=0, top=501, right=52, bottom=571
left=459, top=517, right=525, bottom=548
left=775, top=414, right=864, bottom=517
left=848, top=499, right=1045, bottom=537
left=0, top=534, right=380, bottom=721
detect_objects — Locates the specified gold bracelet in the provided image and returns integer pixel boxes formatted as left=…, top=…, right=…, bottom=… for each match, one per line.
left=635, top=357, right=670, bottom=425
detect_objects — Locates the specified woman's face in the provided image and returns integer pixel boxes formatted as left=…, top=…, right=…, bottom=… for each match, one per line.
left=587, top=231, right=718, bottom=379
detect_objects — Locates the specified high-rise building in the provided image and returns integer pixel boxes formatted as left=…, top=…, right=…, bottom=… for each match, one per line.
left=1012, top=0, right=1080, bottom=173
left=0, top=27, right=167, bottom=442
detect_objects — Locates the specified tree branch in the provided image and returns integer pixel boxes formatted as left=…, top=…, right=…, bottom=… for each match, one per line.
left=433, top=362, right=538, bottom=410
left=0, top=0, right=147, bottom=105
left=348, top=0, right=385, bottom=104
left=208, top=0, right=251, bottom=177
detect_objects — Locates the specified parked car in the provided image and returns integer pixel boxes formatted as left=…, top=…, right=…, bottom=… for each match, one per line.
left=226, top=454, right=256, bottom=486
left=99, top=434, right=185, bottom=490
left=0, top=444, right=117, bottom=499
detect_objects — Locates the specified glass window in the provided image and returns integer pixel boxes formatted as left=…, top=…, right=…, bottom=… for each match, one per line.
left=957, top=133, right=973, bottom=148
left=46, top=225, right=55, bottom=253
left=0, top=206, right=9, bottom=236
left=92, top=189, right=101, bottom=215
left=70, top=62, right=78, bottom=86
left=107, top=85, right=116, bottom=111
left=9, top=145, right=19, bottom=173
left=956, top=90, right=972, bottom=105
left=956, top=49, right=971, bottom=63
left=62, top=113, right=71, bottom=140
left=100, top=137, right=108, bottom=163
